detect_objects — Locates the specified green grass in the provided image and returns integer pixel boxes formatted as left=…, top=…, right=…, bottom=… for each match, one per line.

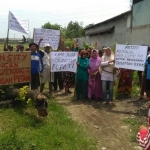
left=122, top=117, right=147, bottom=142
left=0, top=100, right=97, bottom=150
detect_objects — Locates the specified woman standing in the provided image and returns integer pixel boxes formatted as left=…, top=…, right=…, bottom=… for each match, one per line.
left=88, top=49, right=103, bottom=101
left=101, top=47, right=116, bottom=104
left=62, top=46, right=74, bottom=94
left=76, top=50, right=89, bottom=101
left=117, top=69, right=133, bottom=98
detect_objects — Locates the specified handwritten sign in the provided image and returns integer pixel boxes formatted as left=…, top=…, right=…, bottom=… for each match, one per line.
left=8, top=11, right=29, bottom=34
left=34, top=28, right=60, bottom=50
left=0, top=52, right=31, bottom=85
left=50, top=52, right=78, bottom=73
left=115, top=44, right=148, bottom=71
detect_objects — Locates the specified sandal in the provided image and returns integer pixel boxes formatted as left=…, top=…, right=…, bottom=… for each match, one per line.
left=102, top=102, right=107, bottom=104
left=108, top=102, right=114, bottom=105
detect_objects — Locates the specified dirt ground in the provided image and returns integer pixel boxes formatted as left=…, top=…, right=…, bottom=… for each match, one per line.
left=53, top=88, right=147, bottom=150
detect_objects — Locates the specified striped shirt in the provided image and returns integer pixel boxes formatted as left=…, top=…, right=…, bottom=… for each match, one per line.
left=137, top=106, right=150, bottom=150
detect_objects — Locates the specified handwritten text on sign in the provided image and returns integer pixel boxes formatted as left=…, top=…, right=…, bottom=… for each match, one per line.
left=8, top=11, right=29, bottom=34
left=34, top=28, right=60, bottom=50
left=51, top=52, right=78, bottom=73
left=0, top=52, right=31, bottom=85
left=115, top=44, right=147, bottom=71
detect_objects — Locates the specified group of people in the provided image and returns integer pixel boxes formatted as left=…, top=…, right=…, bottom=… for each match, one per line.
left=3, top=37, right=150, bottom=149
left=75, top=41, right=117, bottom=104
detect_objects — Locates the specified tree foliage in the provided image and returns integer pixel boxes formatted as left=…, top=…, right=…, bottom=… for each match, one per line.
left=42, top=22, right=62, bottom=30
left=84, top=23, right=95, bottom=29
left=42, top=21, right=85, bottom=39
left=65, top=21, right=85, bottom=39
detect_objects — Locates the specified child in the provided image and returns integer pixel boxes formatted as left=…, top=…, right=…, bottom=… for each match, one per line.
left=137, top=105, right=150, bottom=150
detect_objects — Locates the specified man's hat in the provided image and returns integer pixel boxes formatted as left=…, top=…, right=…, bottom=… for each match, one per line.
left=44, top=43, right=50, bottom=47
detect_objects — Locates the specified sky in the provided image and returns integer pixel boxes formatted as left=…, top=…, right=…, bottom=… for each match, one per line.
left=0, top=0, right=131, bottom=39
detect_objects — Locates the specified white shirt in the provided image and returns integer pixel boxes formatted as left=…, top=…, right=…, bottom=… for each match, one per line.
left=42, top=50, right=51, bottom=68
left=101, top=61, right=116, bottom=81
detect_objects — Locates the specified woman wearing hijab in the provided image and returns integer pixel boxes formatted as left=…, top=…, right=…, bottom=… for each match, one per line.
left=88, top=49, right=103, bottom=101
left=101, top=47, right=116, bottom=104
left=76, top=50, right=89, bottom=101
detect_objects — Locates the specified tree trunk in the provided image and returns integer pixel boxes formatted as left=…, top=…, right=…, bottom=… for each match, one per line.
left=4, top=88, right=48, bottom=117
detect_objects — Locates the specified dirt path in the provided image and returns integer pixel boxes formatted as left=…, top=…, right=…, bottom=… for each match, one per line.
left=53, top=89, right=143, bottom=150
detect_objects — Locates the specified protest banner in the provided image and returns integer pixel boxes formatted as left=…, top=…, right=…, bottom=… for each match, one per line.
left=33, top=28, right=60, bottom=50
left=8, top=11, right=29, bottom=34
left=50, top=52, right=78, bottom=73
left=0, top=52, right=31, bottom=85
left=115, top=44, right=148, bottom=71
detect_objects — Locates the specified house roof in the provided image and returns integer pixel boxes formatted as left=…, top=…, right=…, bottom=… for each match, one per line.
left=85, top=26, right=115, bottom=36
left=84, top=10, right=131, bottom=30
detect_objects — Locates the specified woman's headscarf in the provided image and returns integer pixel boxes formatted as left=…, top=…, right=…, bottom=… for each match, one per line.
left=89, top=49, right=101, bottom=70
left=102, top=47, right=114, bottom=61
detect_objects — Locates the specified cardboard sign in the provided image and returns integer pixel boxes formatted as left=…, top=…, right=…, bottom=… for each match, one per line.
left=50, top=52, right=78, bottom=73
left=33, top=28, right=60, bottom=50
left=115, top=44, right=148, bottom=71
left=0, top=52, right=31, bottom=85
left=8, top=11, right=29, bottom=34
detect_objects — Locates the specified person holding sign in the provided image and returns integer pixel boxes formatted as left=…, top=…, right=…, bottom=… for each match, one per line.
left=61, top=38, right=74, bottom=94
left=145, top=52, right=150, bottom=100
left=117, top=69, right=133, bottom=98
left=101, top=47, right=116, bottom=104
left=76, top=50, right=89, bottom=101
left=30, top=43, right=43, bottom=90
left=38, top=38, right=54, bottom=96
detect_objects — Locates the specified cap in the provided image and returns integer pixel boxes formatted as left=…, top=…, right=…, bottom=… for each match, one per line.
left=44, top=43, right=50, bottom=47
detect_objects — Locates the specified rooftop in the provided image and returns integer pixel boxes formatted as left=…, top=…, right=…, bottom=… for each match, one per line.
left=84, top=10, right=131, bottom=30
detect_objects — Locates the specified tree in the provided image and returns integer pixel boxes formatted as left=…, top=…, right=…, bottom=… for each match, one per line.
left=42, top=22, right=61, bottom=30
left=42, top=22, right=66, bottom=37
left=84, top=23, right=95, bottom=29
left=65, top=21, right=85, bottom=39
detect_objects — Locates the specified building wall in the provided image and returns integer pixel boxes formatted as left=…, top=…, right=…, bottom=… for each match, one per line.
left=78, top=13, right=129, bottom=49
left=133, top=0, right=150, bottom=27
left=127, top=25, right=150, bottom=45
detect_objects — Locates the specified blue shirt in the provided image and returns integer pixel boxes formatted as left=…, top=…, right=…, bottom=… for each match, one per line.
left=31, top=52, right=44, bottom=74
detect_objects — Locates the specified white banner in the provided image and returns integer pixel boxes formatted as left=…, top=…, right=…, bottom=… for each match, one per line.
left=34, top=28, right=60, bottom=50
left=8, top=11, right=29, bottom=34
left=115, top=44, right=148, bottom=71
left=50, top=52, right=78, bottom=73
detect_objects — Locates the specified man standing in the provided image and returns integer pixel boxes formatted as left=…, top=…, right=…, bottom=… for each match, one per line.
left=38, top=39, right=54, bottom=96
left=30, top=43, right=43, bottom=90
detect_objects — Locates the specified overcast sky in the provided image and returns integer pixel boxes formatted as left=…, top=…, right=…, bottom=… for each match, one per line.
left=0, top=0, right=131, bottom=38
